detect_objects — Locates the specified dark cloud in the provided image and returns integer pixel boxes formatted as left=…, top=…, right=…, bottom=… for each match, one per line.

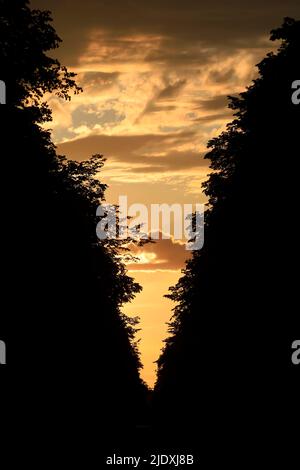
left=127, top=234, right=192, bottom=270
left=189, top=94, right=235, bottom=124
left=141, top=104, right=177, bottom=115
left=209, top=68, right=237, bottom=84
left=193, top=112, right=233, bottom=124
left=57, top=131, right=208, bottom=172
left=145, top=45, right=214, bottom=67
left=32, top=0, right=300, bottom=67
left=190, top=94, right=239, bottom=124
left=194, top=94, right=231, bottom=111
left=137, top=79, right=187, bottom=121
left=78, top=71, right=120, bottom=90
left=57, top=130, right=194, bottom=159
left=157, top=79, right=187, bottom=100
left=132, top=150, right=207, bottom=173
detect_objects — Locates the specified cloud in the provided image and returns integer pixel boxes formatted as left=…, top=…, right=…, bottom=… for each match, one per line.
left=57, top=131, right=209, bottom=173
left=193, top=112, right=233, bottom=124
left=132, top=150, right=207, bottom=173
left=34, top=1, right=300, bottom=203
left=29, top=0, right=300, bottom=388
left=37, top=1, right=288, bottom=153
left=127, top=235, right=191, bottom=271
left=157, top=79, right=187, bottom=99
left=194, top=94, right=231, bottom=111
left=72, top=105, right=125, bottom=129
left=209, top=67, right=238, bottom=84
left=137, top=78, right=187, bottom=121
left=141, top=103, right=177, bottom=116
left=57, top=131, right=194, bottom=160
left=78, top=71, right=120, bottom=93
left=32, top=0, right=300, bottom=68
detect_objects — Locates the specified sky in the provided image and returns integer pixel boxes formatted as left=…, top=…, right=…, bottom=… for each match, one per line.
left=32, top=0, right=300, bottom=386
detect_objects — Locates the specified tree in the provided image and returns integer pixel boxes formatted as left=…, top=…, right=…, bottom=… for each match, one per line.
left=0, top=0, right=147, bottom=437
left=154, top=18, right=300, bottom=458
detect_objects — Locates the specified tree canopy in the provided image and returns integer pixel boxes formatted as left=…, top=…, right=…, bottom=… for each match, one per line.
left=154, top=17, right=300, bottom=454
left=0, top=0, right=147, bottom=434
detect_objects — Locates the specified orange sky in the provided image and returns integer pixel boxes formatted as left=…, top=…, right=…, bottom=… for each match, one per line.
left=123, top=270, right=182, bottom=387
left=31, top=0, right=300, bottom=386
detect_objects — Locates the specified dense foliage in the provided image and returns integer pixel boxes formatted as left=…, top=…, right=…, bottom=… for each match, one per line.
left=0, top=0, right=147, bottom=428
left=155, top=18, right=300, bottom=450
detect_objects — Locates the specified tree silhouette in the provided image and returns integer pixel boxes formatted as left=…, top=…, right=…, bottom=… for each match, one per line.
left=0, top=0, right=147, bottom=439
left=154, top=17, right=300, bottom=458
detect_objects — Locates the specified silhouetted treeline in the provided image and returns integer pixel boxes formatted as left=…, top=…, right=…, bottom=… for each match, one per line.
left=0, top=0, right=147, bottom=439
left=154, top=17, right=300, bottom=461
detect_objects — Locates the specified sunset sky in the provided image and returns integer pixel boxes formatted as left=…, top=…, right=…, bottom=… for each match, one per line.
left=33, top=0, right=300, bottom=386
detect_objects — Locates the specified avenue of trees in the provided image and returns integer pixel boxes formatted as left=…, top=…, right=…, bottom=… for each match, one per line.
left=1, top=0, right=298, bottom=458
